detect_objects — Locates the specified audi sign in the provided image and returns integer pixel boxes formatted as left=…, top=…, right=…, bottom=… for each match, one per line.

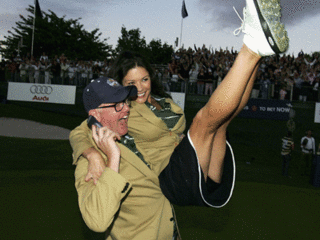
left=7, top=82, right=76, bottom=104
left=30, top=85, right=53, bottom=95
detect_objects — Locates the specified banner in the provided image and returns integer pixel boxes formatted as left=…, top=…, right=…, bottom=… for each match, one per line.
left=169, top=92, right=186, bottom=111
left=238, top=99, right=292, bottom=121
left=7, top=82, right=76, bottom=105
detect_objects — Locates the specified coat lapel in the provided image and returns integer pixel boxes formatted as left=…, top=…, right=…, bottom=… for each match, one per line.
left=130, top=101, right=167, bottom=130
left=118, top=143, right=159, bottom=185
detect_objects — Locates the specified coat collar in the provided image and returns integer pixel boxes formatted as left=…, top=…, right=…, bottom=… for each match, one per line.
left=129, top=98, right=184, bottom=131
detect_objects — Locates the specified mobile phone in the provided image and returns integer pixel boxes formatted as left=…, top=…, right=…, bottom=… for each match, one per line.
left=87, top=115, right=103, bottom=129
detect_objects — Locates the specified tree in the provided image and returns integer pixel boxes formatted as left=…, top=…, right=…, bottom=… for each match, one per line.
left=116, top=26, right=173, bottom=64
left=115, top=26, right=148, bottom=57
left=0, top=5, right=112, bottom=61
left=148, top=39, right=173, bottom=65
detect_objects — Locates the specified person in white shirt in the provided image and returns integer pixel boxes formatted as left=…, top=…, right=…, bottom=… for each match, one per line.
left=40, top=52, right=49, bottom=62
left=80, top=62, right=89, bottom=87
left=27, top=60, right=35, bottom=83
left=60, top=60, right=69, bottom=85
left=19, top=61, right=28, bottom=82
left=44, top=61, right=52, bottom=84
left=68, top=62, right=76, bottom=85
left=189, top=64, right=199, bottom=94
left=33, top=61, right=41, bottom=83
left=300, top=130, right=316, bottom=176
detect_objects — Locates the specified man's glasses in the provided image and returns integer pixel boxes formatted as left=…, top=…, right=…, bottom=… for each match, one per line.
left=97, top=99, right=131, bottom=112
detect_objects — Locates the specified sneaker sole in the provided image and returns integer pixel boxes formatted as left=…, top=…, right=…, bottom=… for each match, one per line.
left=254, top=0, right=289, bottom=54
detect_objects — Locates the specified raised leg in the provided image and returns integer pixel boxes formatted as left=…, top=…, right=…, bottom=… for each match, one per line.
left=189, top=0, right=289, bottom=181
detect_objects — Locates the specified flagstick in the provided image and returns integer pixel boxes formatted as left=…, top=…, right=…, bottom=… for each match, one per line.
left=180, top=18, right=183, bottom=48
left=31, top=0, right=36, bottom=57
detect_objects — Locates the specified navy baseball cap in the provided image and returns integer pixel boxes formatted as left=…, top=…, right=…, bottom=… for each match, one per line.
left=83, top=77, right=137, bottom=113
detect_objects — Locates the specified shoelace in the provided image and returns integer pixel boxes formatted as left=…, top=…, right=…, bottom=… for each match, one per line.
left=233, top=6, right=245, bottom=36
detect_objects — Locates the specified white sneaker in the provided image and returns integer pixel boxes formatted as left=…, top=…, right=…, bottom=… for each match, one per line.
left=234, top=0, right=289, bottom=56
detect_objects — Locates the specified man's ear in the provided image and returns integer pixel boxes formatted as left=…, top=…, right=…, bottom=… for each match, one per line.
left=88, top=109, right=101, bottom=122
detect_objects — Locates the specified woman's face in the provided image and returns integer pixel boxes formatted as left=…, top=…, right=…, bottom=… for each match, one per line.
left=122, top=66, right=152, bottom=104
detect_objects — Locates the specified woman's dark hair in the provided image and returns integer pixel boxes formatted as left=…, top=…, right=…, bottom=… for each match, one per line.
left=109, top=51, right=171, bottom=99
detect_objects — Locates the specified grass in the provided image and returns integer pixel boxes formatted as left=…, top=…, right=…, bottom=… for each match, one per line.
left=175, top=182, right=320, bottom=239
left=1, top=170, right=319, bottom=239
left=1, top=97, right=320, bottom=239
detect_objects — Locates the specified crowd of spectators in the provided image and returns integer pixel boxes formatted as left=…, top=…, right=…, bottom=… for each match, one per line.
left=157, top=44, right=320, bottom=102
left=1, top=52, right=113, bottom=87
left=1, top=45, right=320, bottom=102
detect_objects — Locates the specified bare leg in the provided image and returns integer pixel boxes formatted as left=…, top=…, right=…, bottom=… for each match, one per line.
left=207, top=62, right=260, bottom=183
left=189, top=44, right=261, bottom=180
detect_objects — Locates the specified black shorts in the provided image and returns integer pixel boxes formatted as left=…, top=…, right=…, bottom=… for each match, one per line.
left=159, top=131, right=235, bottom=207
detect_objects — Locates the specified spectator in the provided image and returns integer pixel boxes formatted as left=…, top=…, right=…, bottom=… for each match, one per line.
left=279, top=86, right=287, bottom=100
left=39, top=59, right=46, bottom=83
left=197, top=68, right=206, bottom=95
left=19, top=61, right=28, bottom=82
left=27, top=60, right=35, bottom=83
left=300, top=130, right=316, bottom=176
left=34, top=61, right=41, bottom=83
left=170, top=68, right=180, bottom=92
left=204, top=68, right=214, bottom=95
left=44, top=61, right=52, bottom=84
left=300, top=75, right=310, bottom=102
left=67, top=62, right=76, bottom=85
left=260, top=74, right=271, bottom=99
left=188, top=64, right=198, bottom=94
left=92, top=62, right=101, bottom=80
left=179, top=53, right=191, bottom=93
left=293, top=71, right=303, bottom=100
left=40, top=52, right=49, bottom=62
left=60, top=59, right=69, bottom=85
left=51, top=60, right=61, bottom=85
left=8, top=60, right=17, bottom=82
left=162, top=68, right=171, bottom=92
left=168, top=58, right=178, bottom=78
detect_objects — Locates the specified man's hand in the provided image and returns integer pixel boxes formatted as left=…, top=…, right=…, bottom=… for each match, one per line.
left=92, top=125, right=121, bottom=173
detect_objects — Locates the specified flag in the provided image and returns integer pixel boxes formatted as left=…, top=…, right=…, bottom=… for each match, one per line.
left=35, top=0, right=43, bottom=19
left=181, top=0, right=188, bottom=18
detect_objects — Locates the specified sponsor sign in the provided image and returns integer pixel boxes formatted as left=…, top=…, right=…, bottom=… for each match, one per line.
left=168, top=92, right=186, bottom=111
left=7, top=82, right=76, bottom=105
left=314, top=102, right=320, bottom=123
left=238, top=99, right=292, bottom=121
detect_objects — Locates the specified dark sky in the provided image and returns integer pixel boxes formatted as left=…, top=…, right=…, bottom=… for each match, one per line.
left=198, top=0, right=320, bottom=29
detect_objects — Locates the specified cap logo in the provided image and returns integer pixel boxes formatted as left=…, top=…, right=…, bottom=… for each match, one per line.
left=107, top=79, right=120, bottom=87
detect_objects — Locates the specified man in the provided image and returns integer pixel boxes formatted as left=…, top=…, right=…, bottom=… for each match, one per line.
left=73, top=78, right=180, bottom=239
left=281, top=131, right=294, bottom=177
left=300, top=130, right=316, bottom=176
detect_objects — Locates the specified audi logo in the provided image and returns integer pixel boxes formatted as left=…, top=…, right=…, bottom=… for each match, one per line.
left=30, top=85, right=53, bottom=95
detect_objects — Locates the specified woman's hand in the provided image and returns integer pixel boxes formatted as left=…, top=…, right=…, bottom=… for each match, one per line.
left=84, top=150, right=106, bottom=185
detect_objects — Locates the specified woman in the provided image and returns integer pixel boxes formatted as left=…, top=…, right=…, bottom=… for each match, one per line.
left=70, top=0, right=289, bottom=206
